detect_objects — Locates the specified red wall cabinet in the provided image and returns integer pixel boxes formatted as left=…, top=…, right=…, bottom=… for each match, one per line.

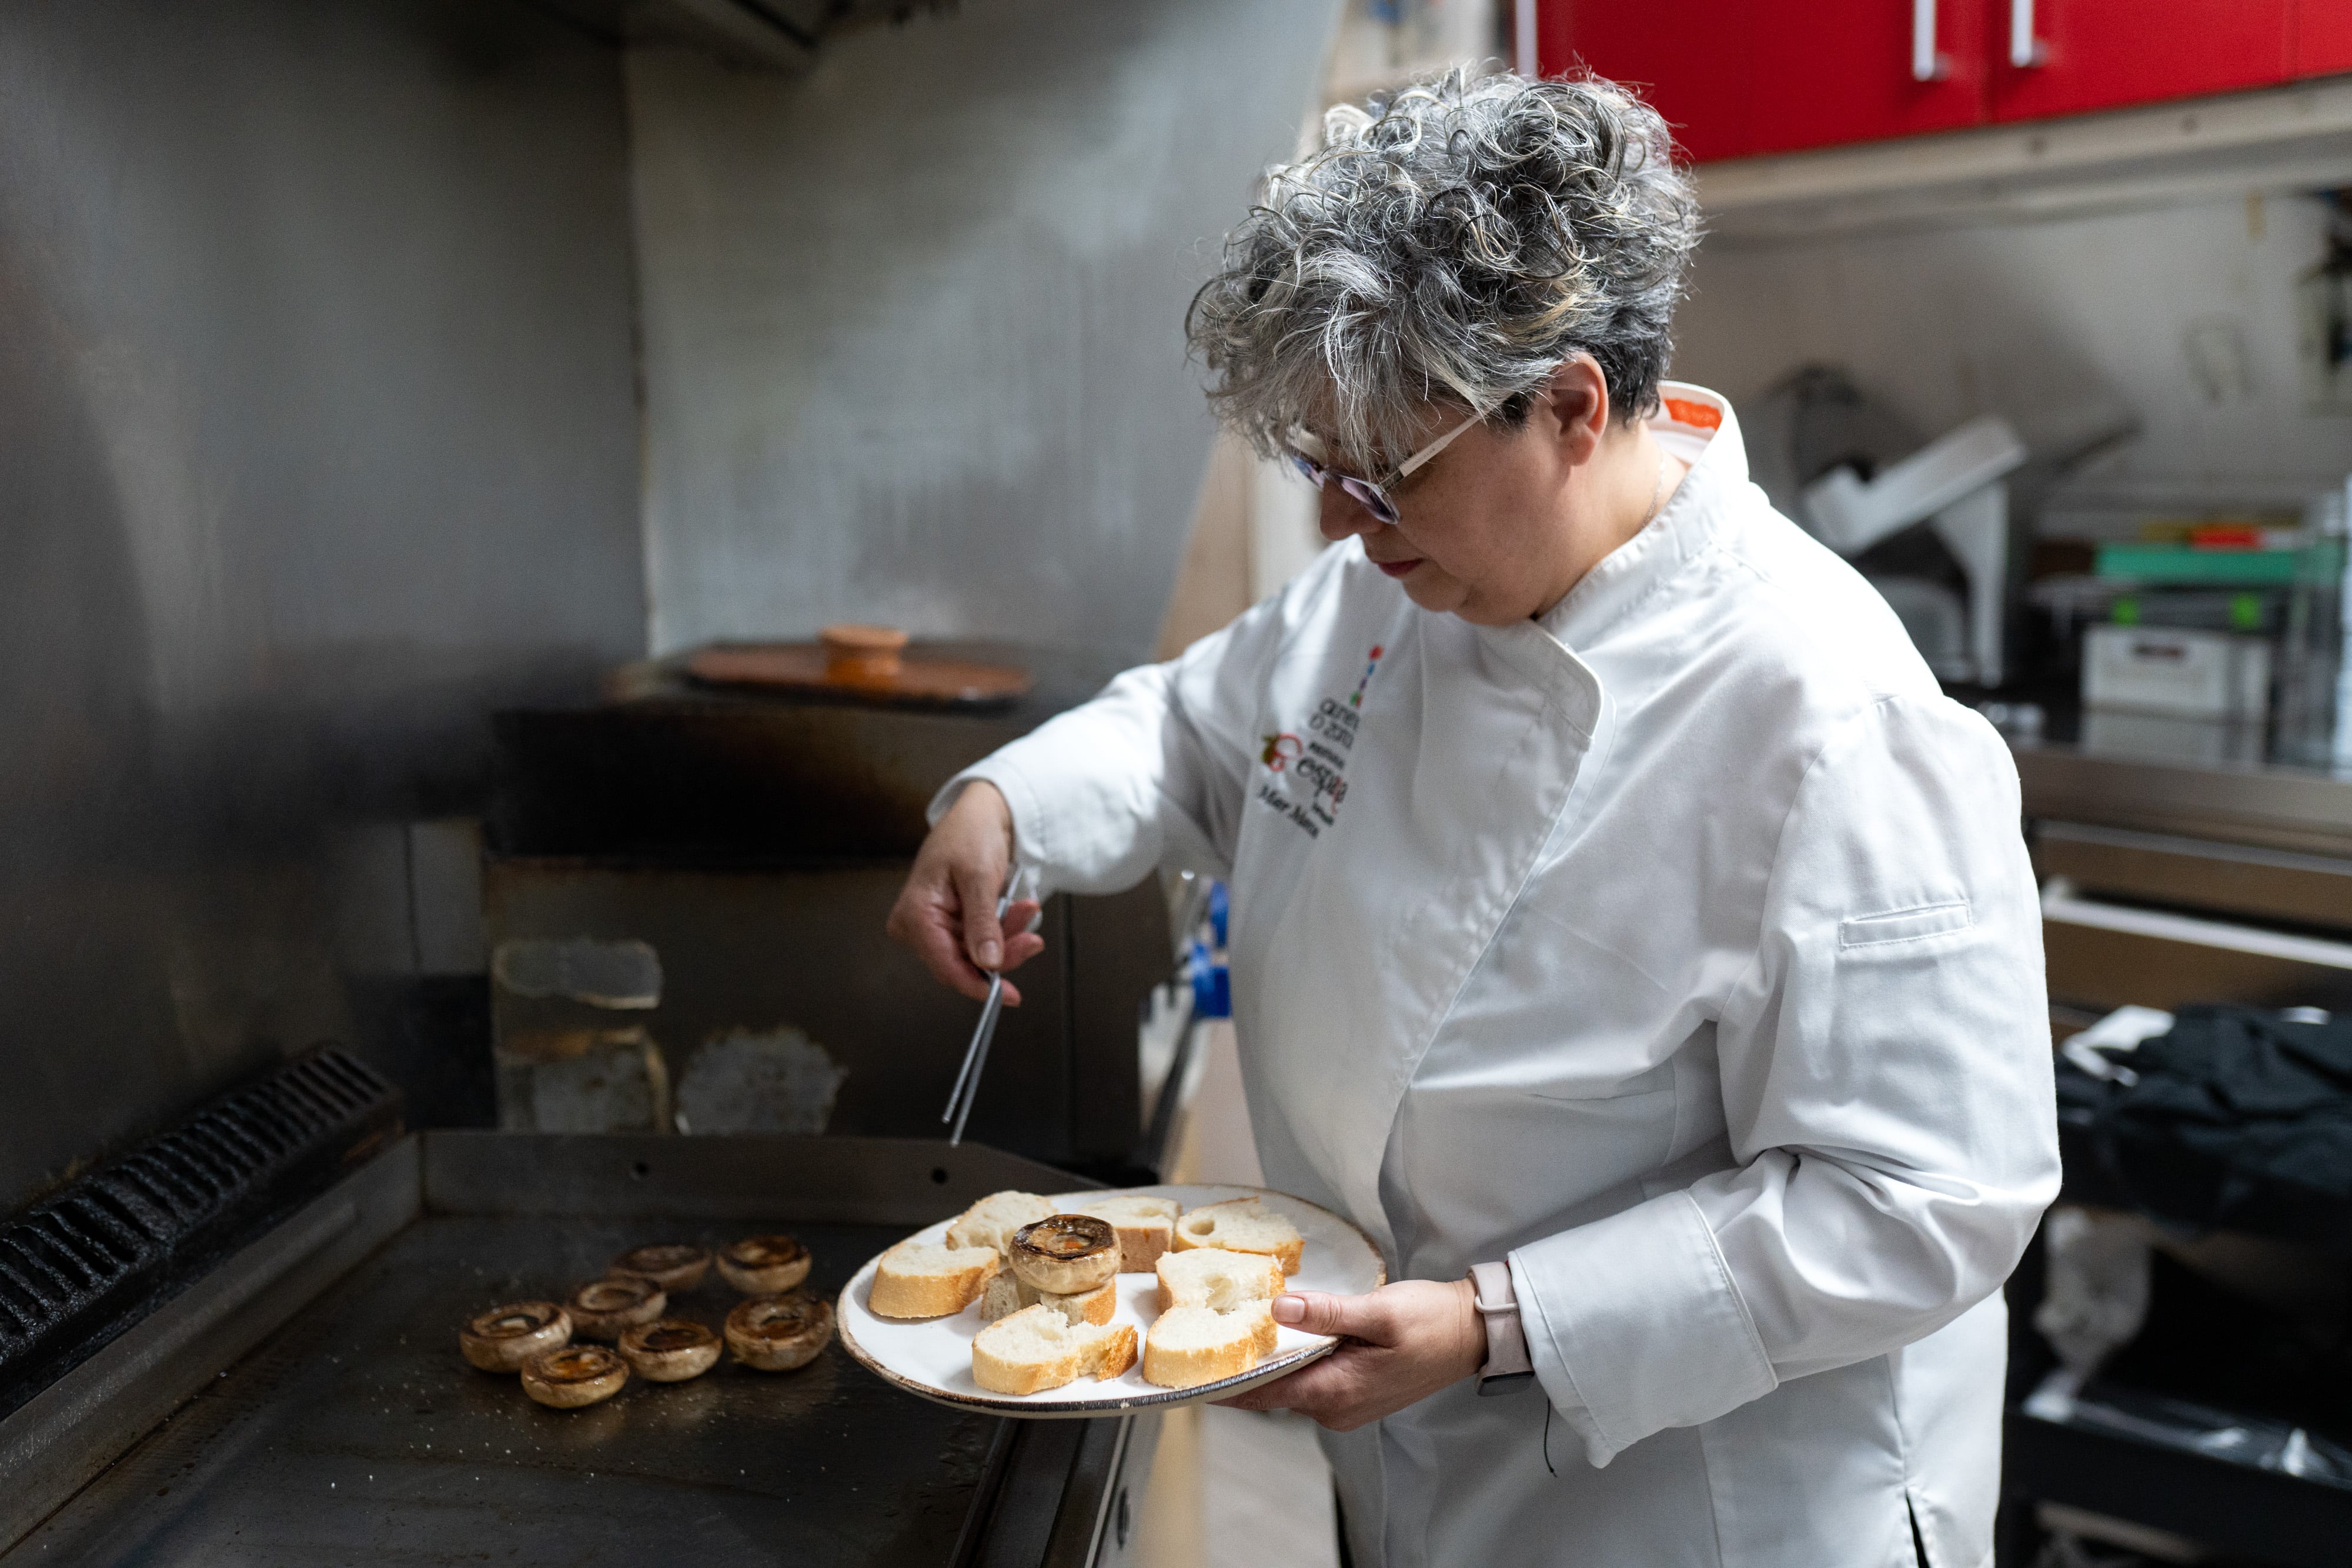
left=1743, top=0, right=1993, bottom=155
left=1987, top=0, right=2293, bottom=123
left=1541, top=0, right=2344, bottom=163
left=2294, top=0, right=2352, bottom=76
left=1533, top=2, right=1759, bottom=163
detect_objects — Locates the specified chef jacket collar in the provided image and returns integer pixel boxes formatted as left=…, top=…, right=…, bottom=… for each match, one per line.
left=1538, top=382, right=1743, bottom=653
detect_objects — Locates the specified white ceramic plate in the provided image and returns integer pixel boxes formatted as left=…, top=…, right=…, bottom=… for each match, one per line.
left=837, top=1183, right=1385, bottom=1418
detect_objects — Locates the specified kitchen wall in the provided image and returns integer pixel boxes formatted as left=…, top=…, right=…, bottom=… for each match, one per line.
left=1675, top=189, right=2351, bottom=512
left=627, top=0, right=1345, bottom=664
left=0, top=0, right=646, bottom=1212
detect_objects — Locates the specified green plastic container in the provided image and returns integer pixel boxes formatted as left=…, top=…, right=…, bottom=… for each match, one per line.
left=2094, top=543, right=2305, bottom=586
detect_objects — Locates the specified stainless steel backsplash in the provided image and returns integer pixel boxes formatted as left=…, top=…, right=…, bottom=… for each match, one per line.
left=0, top=0, right=647, bottom=1212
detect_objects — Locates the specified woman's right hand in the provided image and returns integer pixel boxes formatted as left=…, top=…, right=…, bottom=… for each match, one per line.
left=885, top=781, right=1047, bottom=1004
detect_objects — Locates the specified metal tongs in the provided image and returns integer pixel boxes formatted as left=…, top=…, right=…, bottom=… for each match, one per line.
left=941, top=867, right=1034, bottom=1146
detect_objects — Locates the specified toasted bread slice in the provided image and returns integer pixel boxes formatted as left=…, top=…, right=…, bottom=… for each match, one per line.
left=1072, top=1195, right=1181, bottom=1272
left=1081, top=1320, right=1141, bottom=1380
left=1155, top=1247, right=1286, bottom=1314
left=971, top=1305, right=1139, bottom=1395
left=1171, top=1198, right=1304, bottom=1273
left=945, top=1191, right=1058, bottom=1257
left=1142, top=1301, right=1275, bottom=1389
left=1244, top=1299, right=1278, bottom=1356
left=868, top=1239, right=998, bottom=1319
left=979, top=1272, right=1118, bottom=1327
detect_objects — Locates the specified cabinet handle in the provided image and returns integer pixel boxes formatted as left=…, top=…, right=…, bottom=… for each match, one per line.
left=1910, top=0, right=1947, bottom=81
left=2009, top=0, right=2047, bottom=67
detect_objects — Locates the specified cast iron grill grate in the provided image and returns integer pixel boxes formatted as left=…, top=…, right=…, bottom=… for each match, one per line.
left=0, top=1048, right=400, bottom=1422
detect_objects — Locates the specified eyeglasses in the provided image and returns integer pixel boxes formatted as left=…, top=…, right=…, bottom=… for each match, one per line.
left=1285, top=407, right=1486, bottom=526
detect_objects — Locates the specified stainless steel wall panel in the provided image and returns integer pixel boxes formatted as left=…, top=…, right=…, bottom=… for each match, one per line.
left=0, top=0, right=646, bottom=1213
left=626, top=0, right=1345, bottom=661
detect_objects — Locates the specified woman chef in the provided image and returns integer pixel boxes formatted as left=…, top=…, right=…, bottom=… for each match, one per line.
left=888, top=69, right=2059, bottom=1568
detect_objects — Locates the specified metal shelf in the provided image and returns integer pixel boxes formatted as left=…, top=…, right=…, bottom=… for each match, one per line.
left=1699, top=76, right=2352, bottom=243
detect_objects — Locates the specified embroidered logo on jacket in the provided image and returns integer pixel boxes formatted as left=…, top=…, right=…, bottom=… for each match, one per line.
left=1255, top=644, right=1385, bottom=840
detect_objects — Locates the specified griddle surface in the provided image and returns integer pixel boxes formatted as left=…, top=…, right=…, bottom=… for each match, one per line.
left=19, top=1216, right=995, bottom=1564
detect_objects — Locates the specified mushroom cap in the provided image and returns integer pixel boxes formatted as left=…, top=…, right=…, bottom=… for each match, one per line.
left=459, top=1300, right=573, bottom=1373
left=1013, top=1214, right=1116, bottom=1261
left=568, top=1275, right=667, bottom=1338
left=618, top=1317, right=722, bottom=1382
left=723, top=1235, right=806, bottom=1269
left=610, top=1243, right=712, bottom=1292
left=717, top=1234, right=811, bottom=1295
left=724, top=1291, right=834, bottom=1371
left=1008, top=1214, right=1120, bottom=1294
left=520, top=1344, right=629, bottom=1408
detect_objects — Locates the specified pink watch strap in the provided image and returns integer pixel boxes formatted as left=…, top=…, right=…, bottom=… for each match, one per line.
left=1468, top=1261, right=1532, bottom=1379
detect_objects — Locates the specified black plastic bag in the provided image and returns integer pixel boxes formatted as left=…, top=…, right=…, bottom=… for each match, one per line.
left=2091, top=1005, right=2352, bottom=1251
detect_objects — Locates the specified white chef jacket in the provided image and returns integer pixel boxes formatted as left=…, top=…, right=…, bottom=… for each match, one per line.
left=940, top=384, right=2060, bottom=1568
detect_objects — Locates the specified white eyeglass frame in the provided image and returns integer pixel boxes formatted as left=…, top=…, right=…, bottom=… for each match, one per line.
left=1285, top=406, right=1487, bottom=526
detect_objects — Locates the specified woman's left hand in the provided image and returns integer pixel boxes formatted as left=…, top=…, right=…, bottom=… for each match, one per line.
left=1212, top=1279, right=1486, bottom=1432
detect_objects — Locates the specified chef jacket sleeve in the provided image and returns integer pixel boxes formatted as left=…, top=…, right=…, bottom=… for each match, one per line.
left=1509, top=693, right=2060, bottom=1468
left=928, top=557, right=1329, bottom=894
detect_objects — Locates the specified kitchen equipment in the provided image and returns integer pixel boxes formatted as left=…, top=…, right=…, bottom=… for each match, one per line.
left=489, top=642, right=1172, bottom=1174
left=837, top=1183, right=1384, bottom=1419
left=0, top=1048, right=400, bottom=1428
left=2083, top=624, right=2273, bottom=721
left=944, top=870, right=1034, bottom=1146
left=1802, top=414, right=2029, bottom=687
left=2, top=1104, right=1159, bottom=1565
left=2276, top=482, right=2350, bottom=770
left=686, top=624, right=1035, bottom=710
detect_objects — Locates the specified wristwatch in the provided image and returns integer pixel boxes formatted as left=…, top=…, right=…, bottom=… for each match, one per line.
left=1467, top=1261, right=1535, bottom=1396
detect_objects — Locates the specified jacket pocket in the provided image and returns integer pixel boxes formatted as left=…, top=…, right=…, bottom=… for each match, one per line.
left=1839, top=898, right=1973, bottom=950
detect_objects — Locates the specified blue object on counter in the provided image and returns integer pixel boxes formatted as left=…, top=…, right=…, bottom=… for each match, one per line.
left=1190, top=940, right=1230, bottom=1019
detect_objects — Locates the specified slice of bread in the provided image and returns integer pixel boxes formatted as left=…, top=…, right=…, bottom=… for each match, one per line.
left=979, top=1271, right=1117, bottom=1327
left=971, top=1304, right=1139, bottom=1395
left=1142, top=1301, right=1275, bottom=1389
left=1081, top=1319, right=1141, bottom=1380
left=1072, top=1195, right=1181, bottom=1272
left=868, top=1239, right=998, bottom=1319
left=1171, top=1198, right=1304, bottom=1273
left=945, top=1191, right=1058, bottom=1257
left=1155, top=1247, right=1286, bottom=1315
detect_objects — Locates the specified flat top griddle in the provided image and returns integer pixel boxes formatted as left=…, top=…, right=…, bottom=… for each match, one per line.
left=24, top=1217, right=986, bottom=1564
left=4, top=1134, right=1150, bottom=1568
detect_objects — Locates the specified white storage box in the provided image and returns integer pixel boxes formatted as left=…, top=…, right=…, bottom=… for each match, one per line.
left=2083, top=624, right=2271, bottom=721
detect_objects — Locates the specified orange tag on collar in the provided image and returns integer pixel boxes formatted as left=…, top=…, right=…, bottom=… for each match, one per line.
left=1662, top=396, right=1722, bottom=432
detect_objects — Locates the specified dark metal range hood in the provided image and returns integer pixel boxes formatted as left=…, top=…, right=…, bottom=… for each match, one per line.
left=531, top=0, right=954, bottom=71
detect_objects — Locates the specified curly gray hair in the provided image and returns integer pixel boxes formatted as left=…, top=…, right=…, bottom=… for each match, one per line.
left=1187, top=68, right=1699, bottom=466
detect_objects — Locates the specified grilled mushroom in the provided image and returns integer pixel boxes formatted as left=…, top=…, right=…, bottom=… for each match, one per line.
left=610, top=1243, right=712, bottom=1293
left=717, top=1234, right=811, bottom=1295
left=567, top=1276, right=666, bottom=1339
left=617, top=1318, right=721, bottom=1382
left=459, top=1300, right=573, bottom=1373
left=1008, top=1214, right=1120, bottom=1295
left=520, top=1344, right=629, bottom=1409
left=724, top=1292, right=834, bottom=1371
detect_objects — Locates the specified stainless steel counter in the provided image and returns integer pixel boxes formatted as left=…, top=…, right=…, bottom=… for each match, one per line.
left=2016, top=739, right=2352, bottom=858
left=2016, top=735, right=2352, bottom=1012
